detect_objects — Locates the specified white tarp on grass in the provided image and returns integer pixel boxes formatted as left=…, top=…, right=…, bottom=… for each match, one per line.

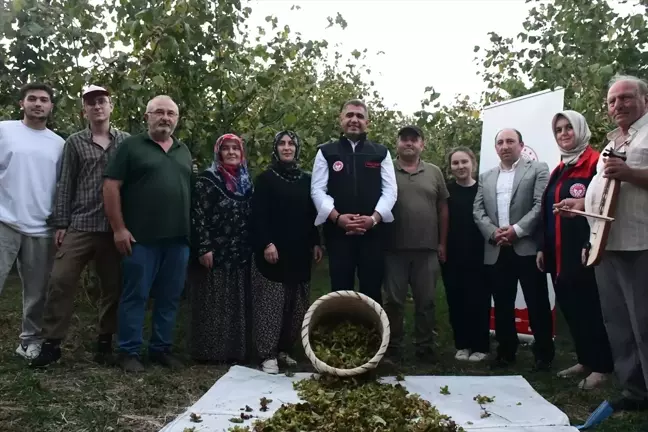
left=160, top=365, right=578, bottom=432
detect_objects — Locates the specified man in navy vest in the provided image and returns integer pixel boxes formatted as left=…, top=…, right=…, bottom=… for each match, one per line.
left=311, top=99, right=397, bottom=303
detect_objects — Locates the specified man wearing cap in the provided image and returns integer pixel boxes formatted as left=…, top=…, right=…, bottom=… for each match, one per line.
left=0, top=82, right=65, bottom=361
left=30, top=85, right=130, bottom=368
left=383, top=125, right=449, bottom=361
left=311, top=99, right=397, bottom=304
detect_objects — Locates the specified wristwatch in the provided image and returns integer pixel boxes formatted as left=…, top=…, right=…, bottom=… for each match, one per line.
left=371, top=215, right=378, bottom=227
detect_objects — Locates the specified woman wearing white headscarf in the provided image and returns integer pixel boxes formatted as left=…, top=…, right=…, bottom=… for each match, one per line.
left=535, top=110, right=613, bottom=389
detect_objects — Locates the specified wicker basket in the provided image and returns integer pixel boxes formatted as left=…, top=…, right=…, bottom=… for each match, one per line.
left=301, top=290, right=391, bottom=377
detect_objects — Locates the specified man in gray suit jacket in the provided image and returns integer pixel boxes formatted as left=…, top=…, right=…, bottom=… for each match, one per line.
left=473, top=128, right=554, bottom=371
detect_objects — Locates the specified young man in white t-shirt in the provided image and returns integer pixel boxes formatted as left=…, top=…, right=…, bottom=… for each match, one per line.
left=0, top=83, right=65, bottom=360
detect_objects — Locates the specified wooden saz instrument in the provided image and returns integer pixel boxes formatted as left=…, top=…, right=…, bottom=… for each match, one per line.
left=561, top=147, right=627, bottom=267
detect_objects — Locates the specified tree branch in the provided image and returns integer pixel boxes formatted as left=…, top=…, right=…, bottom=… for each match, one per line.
left=139, top=37, right=161, bottom=86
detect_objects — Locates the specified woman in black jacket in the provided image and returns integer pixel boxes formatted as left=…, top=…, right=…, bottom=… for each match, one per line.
left=250, top=131, right=323, bottom=374
left=536, top=110, right=613, bottom=389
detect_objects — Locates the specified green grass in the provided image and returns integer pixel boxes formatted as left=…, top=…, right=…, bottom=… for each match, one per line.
left=0, top=260, right=645, bottom=432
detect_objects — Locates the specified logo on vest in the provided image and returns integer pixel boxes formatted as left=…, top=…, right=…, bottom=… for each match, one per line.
left=570, top=183, right=587, bottom=198
left=365, top=161, right=380, bottom=168
left=332, top=161, right=344, bottom=172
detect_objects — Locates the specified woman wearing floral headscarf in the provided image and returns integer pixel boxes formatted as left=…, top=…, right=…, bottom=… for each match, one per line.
left=189, top=133, right=254, bottom=363
left=536, top=110, right=613, bottom=389
left=251, top=130, right=323, bottom=374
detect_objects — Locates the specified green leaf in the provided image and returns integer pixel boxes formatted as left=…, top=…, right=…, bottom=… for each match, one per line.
left=630, top=14, right=645, bottom=30
left=27, top=22, right=43, bottom=35
left=284, top=113, right=297, bottom=126
left=152, top=76, right=165, bottom=87
left=255, top=75, right=272, bottom=87
left=12, top=0, right=25, bottom=11
left=599, top=64, right=614, bottom=76
left=473, top=45, right=480, bottom=52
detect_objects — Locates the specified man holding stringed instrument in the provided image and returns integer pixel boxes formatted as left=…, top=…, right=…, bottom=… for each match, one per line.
left=473, top=128, right=554, bottom=372
left=557, top=74, right=648, bottom=412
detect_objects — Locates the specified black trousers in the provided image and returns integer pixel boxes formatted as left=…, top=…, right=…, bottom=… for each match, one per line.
left=487, top=247, right=555, bottom=363
left=325, top=230, right=384, bottom=304
left=441, top=261, right=491, bottom=353
left=551, top=266, right=614, bottom=373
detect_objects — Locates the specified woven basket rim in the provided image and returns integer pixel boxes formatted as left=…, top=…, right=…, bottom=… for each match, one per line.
left=301, top=290, right=391, bottom=377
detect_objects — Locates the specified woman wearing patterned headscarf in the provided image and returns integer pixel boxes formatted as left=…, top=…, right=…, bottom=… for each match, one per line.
left=188, top=133, right=254, bottom=363
left=536, top=110, right=613, bottom=389
left=250, top=130, right=323, bottom=374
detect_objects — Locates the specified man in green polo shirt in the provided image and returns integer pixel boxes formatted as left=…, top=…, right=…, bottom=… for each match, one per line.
left=103, top=95, right=192, bottom=372
left=383, top=125, right=449, bottom=362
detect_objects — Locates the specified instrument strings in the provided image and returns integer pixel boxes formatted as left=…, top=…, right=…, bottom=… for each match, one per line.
left=597, top=137, right=629, bottom=219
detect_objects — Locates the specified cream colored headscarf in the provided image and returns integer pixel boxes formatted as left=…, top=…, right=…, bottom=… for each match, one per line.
left=552, top=110, right=591, bottom=166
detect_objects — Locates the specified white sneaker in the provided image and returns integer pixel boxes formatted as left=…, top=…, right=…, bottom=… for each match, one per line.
left=278, top=352, right=297, bottom=366
left=468, top=352, right=488, bottom=362
left=16, top=343, right=41, bottom=360
left=455, top=349, right=470, bottom=361
left=262, top=358, right=279, bottom=374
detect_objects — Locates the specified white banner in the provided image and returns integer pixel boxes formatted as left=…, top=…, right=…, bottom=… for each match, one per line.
left=479, top=88, right=565, bottom=341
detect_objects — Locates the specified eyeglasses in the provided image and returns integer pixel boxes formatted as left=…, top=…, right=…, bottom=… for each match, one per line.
left=85, top=98, right=110, bottom=107
left=147, top=110, right=178, bottom=118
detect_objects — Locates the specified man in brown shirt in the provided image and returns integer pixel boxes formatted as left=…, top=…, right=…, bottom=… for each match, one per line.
left=384, top=125, right=449, bottom=361
left=30, top=85, right=130, bottom=368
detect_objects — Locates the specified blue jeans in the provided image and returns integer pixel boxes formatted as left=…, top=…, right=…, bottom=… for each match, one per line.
left=117, top=242, right=189, bottom=356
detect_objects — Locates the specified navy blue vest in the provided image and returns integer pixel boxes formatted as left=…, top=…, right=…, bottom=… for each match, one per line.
left=319, top=135, right=386, bottom=219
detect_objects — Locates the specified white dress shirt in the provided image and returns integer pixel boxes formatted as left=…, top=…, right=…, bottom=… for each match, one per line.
left=496, top=159, right=525, bottom=237
left=311, top=140, right=397, bottom=226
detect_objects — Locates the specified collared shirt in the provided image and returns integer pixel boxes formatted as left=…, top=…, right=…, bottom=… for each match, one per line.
left=585, top=111, right=648, bottom=251
left=311, top=141, right=398, bottom=225
left=104, top=132, right=193, bottom=244
left=496, top=158, right=524, bottom=237
left=50, top=127, right=130, bottom=232
left=387, top=159, right=449, bottom=250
